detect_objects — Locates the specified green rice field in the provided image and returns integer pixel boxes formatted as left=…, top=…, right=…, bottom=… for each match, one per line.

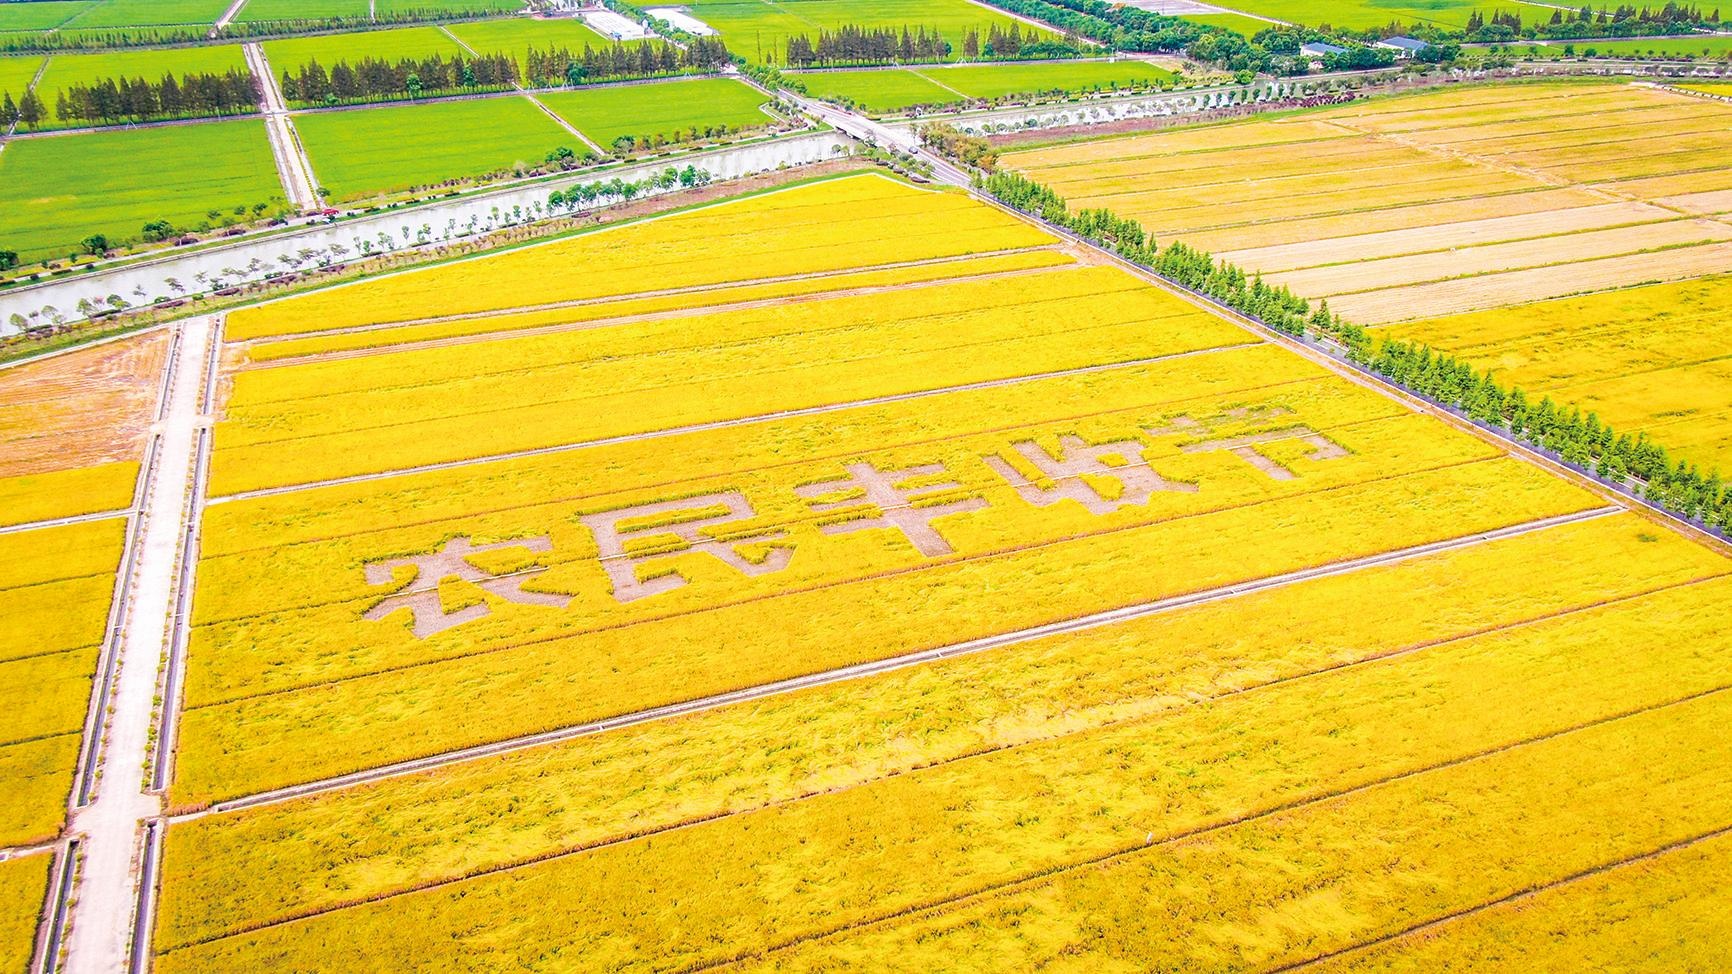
left=0, top=1, right=89, bottom=31
left=263, top=25, right=464, bottom=78
left=796, top=58, right=1171, bottom=114
left=446, top=14, right=625, bottom=69
left=926, top=59, right=1171, bottom=98
left=235, top=0, right=369, bottom=22
left=375, top=0, right=523, bottom=12
left=0, top=53, right=43, bottom=101
left=539, top=76, right=769, bottom=147
left=0, top=118, right=281, bottom=260
left=70, top=0, right=232, bottom=27
left=1210, top=0, right=1559, bottom=29
left=794, top=67, right=957, bottom=112
left=685, top=0, right=1055, bottom=65
left=1480, top=35, right=1732, bottom=59
left=33, top=44, right=248, bottom=124
left=1180, top=11, right=1276, bottom=37
left=294, top=95, right=579, bottom=200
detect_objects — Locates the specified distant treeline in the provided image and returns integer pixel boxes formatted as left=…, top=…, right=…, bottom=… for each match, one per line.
left=523, top=37, right=731, bottom=86
left=1455, top=2, right=1717, bottom=40
left=280, top=53, right=519, bottom=104
left=6, top=69, right=261, bottom=126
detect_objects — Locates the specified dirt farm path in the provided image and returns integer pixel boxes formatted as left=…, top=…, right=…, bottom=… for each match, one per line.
left=63, top=315, right=216, bottom=974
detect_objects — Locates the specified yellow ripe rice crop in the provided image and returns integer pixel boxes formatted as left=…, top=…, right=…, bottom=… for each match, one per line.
left=153, top=575, right=1732, bottom=971
left=0, top=519, right=121, bottom=846
left=0, top=461, right=138, bottom=527
left=226, top=175, right=1055, bottom=340
left=189, top=369, right=1436, bottom=703
left=154, top=512, right=1725, bottom=949
left=173, top=452, right=1596, bottom=804
left=1382, top=275, right=1732, bottom=472
left=1590, top=164, right=1732, bottom=199
left=748, top=680, right=1732, bottom=973
left=210, top=266, right=1252, bottom=494
left=1312, top=829, right=1732, bottom=972
left=244, top=250, right=1077, bottom=362
left=0, top=853, right=48, bottom=972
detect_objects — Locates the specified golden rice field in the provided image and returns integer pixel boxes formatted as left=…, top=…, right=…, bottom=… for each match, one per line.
left=0, top=853, right=48, bottom=971
left=0, top=518, right=123, bottom=847
left=147, top=170, right=1732, bottom=971
left=1384, top=275, right=1732, bottom=473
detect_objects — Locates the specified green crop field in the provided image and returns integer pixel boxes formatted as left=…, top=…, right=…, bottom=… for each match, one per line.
left=235, top=0, right=369, bottom=22
left=34, top=44, right=248, bottom=124
left=0, top=118, right=281, bottom=260
left=539, top=76, right=769, bottom=148
left=70, top=0, right=232, bottom=27
left=0, top=0, right=90, bottom=30
left=294, top=95, right=580, bottom=200
left=927, top=59, right=1171, bottom=98
left=1210, top=0, right=1558, bottom=29
left=375, top=0, right=522, bottom=12
left=686, top=0, right=1056, bottom=65
left=263, top=25, right=464, bottom=78
left=0, top=53, right=43, bottom=100
left=796, top=59, right=1170, bottom=114
left=1476, top=35, right=1732, bottom=59
left=793, top=66, right=957, bottom=112
left=447, top=15, right=625, bottom=69
left=1180, top=12, right=1275, bottom=37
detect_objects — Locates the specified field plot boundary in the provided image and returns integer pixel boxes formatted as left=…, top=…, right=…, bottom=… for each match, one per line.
left=177, top=504, right=1620, bottom=818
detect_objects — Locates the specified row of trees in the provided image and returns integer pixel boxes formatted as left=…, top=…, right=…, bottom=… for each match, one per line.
left=980, top=0, right=1272, bottom=71
left=50, top=69, right=261, bottom=126
left=545, top=164, right=714, bottom=212
left=523, top=37, right=731, bottom=86
left=1326, top=1, right=1716, bottom=44
left=968, top=165, right=1729, bottom=535
left=785, top=25, right=953, bottom=66
left=0, top=90, right=46, bottom=130
left=1372, top=340, right=1728, bottom=528
left=279, top=53, right=518, bottom=104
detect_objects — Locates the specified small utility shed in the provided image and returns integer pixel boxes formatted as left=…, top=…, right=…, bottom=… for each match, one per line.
left=1300, top=41, right=1346, bottom=57
left=1376, top=36, right=1430, bottom=58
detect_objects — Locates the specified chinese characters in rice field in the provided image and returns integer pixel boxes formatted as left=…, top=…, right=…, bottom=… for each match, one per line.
left=362, top=407, right=1347, bottom=636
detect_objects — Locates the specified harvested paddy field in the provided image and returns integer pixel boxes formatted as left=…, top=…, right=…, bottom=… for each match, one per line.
left=1005, top=80, right=1732, bottom=474
left=143, top=170, right=1732, bottom=972
left=0, top=331, right=165, bottom=522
